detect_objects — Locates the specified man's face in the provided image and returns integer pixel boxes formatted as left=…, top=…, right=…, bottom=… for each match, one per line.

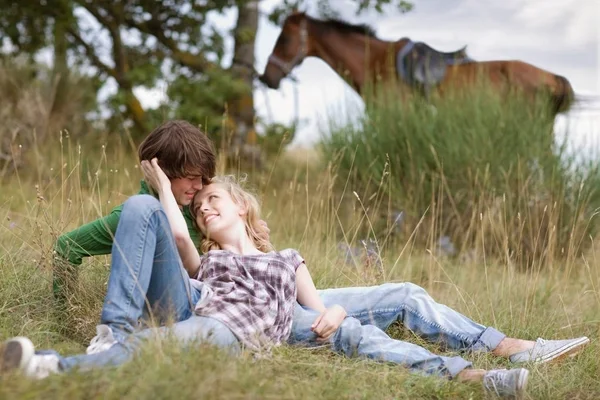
left=170, top=174, right=204, bottom=207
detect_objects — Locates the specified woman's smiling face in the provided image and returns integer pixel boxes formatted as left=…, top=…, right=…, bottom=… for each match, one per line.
left=193, top=183, right=245, bottom=238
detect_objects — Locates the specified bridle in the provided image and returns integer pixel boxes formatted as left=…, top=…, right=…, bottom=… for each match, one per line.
left=266, top=18, right=308, bottom=76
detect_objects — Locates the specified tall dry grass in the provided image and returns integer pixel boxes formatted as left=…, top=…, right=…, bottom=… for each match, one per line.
left=0, top=69, right=598, bottom=399
left=321, top=82, right=600, bottom=272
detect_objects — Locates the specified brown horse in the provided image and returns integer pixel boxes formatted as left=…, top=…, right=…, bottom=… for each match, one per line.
left=259, top=12, right=575, bottom=116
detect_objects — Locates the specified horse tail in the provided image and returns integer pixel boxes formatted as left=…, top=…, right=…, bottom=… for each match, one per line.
left=550, top=74, right=575, bottom=114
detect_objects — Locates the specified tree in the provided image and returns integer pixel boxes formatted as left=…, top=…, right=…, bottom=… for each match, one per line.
left=0, top=0, right=233, bottom=139
left=0, top=0, right=413, bottom=153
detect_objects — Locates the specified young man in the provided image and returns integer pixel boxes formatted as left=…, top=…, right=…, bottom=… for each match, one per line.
left=53, top=119, right=589, bottom=373
left=53, top=120, right=214, bottom=306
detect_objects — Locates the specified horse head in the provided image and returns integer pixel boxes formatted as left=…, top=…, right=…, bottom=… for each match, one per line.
left=259, top=11, right=310, bottom=89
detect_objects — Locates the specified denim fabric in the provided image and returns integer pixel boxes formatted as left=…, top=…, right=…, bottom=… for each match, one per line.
left=99, top=195, right=199, bottom=341
left=291, top=282, right=508, bottom=378
left=289, top=304, right=472, bottom=378
left=55, top=315, right=240, bottom=372
left=317, top=282, right=505, bottom=352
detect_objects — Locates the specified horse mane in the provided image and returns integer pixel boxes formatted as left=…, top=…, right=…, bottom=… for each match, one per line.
left=310, top=15, right=378, bottom=38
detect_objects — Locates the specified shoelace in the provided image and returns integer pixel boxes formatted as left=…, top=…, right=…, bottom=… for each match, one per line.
left=87, top=332, right=117, bottom=354
left=483, top=370, right=509, bottom=394
left=88, top=337, right=108, bottom=352
left=87, top=338, right=102, bottom=352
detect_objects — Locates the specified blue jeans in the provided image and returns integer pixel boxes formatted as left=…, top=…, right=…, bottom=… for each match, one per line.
left=293, top=283, right=506, bottom=378
left=56, top=315, right=239, bottom=371
left=43, top=195, right=239, bottom=371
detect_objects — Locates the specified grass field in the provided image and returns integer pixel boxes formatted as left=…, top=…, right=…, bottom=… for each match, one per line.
left=0, top=127, right=598, bottom=399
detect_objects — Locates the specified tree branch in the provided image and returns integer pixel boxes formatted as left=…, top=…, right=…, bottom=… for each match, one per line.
left=73, top=2, right=148, bottom=136
left=66, top=26, right=115, bottom=78
left=79, top=3, right=127, bottom=82
left=121, top=15, right=215, bottom=73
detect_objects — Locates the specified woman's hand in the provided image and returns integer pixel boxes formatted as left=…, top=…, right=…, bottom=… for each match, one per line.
left=311, top=304, right=347, bottom=342
left=140, top=158, right=171, bottom=194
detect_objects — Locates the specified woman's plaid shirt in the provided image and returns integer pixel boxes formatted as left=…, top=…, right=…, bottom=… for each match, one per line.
left=193, top=249, right=304, bottom=350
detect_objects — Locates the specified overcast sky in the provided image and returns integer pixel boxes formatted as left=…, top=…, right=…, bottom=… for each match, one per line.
left=135, top=0, right=600, bottom=158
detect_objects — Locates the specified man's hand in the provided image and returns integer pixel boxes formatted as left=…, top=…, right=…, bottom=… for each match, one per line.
left=141, top=158, right=171, bottom=194
left=311, top=304, right=347, bottom=342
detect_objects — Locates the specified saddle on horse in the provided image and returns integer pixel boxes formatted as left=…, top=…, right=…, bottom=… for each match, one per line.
left=396, top=39, right=473, bottom=96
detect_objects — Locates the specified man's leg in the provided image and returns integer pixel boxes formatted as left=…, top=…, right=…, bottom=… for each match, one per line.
left=100, top=194, right=198, bottom=342
left=1, top=316, right=239, bottom=377
left=317, top=283, right=504, bottom=352
left=60, top=315, right=239, bottom=372
left=289, top=304, right=472, bottom=379
left=52, top=256, right=79, bottom=336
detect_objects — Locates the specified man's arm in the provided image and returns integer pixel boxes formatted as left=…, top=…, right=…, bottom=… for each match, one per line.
left=52, top=207, right=122, bottom=304
left=53, top=179, right=157, bottom=266
left=54, top=209, right=122, bottom=266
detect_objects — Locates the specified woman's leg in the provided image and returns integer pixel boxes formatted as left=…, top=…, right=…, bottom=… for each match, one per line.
left=316, top=283, right=589, bottom=362
left=288, top=305, right=529, bottom=397
left=289, top=304, right=471, bottom=378
left=99, top=195, right=199, bottom=342
left=316, top=283, right=504, bottom=352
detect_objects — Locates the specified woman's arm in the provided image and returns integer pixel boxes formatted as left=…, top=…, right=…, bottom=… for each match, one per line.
left=141, top=158, right=201, bottom=277
left=296, top=264, right=326, bottom=312
left=296, top=264, right=347, bottom=340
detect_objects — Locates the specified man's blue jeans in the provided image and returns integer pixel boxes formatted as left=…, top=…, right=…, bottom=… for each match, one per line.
left=44, top=195, right=239, bottom=371
left=290, top=283, right=506, bottom=378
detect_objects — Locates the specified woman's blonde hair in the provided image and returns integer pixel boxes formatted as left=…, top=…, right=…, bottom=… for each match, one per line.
left=191, top=175, right=274, bottom=253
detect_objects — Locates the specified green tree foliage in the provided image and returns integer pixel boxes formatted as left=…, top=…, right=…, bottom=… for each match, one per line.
left=0, top=0, right=413, bottom=148
left=0, top=0, right=242, bottom=139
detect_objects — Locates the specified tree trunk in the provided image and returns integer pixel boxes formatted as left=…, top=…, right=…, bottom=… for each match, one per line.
left=49, top=11, right=71, bottom=136
left=52, top=17, right=69, bottom=112
left=229, top=0, right=260, bottom=166
left=123, top=87, right=148, bottom=137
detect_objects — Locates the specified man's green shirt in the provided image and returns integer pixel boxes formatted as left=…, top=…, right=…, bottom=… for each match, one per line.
left=54, top=180, right=202, bottom=265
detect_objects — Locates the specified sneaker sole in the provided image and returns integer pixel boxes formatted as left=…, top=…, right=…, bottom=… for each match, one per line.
left=0, top=337, right=34, bottom=374
left=536, top=337, right=590, bottom=364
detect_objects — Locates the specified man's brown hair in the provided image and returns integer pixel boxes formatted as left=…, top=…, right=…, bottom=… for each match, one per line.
left=138, top=120, right=216, bottom=183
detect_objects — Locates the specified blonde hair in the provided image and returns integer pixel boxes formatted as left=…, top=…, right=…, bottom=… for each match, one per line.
left=191, top=175, right=274, bottom=254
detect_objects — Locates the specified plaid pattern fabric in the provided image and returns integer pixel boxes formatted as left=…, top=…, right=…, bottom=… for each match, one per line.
left=194, top=249, right=304, bottom=350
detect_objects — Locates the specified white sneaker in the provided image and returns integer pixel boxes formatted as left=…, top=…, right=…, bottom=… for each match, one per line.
left=509, top=336, right=590, bottom=364
left=483, top=368, right=529, bottom=399
left=86, top=324, right=118, bottom=355
left=0, top=337, right=59, bottom=379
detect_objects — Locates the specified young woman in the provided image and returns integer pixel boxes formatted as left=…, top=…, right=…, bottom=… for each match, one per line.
left=0, top=159, right=532, bottom=398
